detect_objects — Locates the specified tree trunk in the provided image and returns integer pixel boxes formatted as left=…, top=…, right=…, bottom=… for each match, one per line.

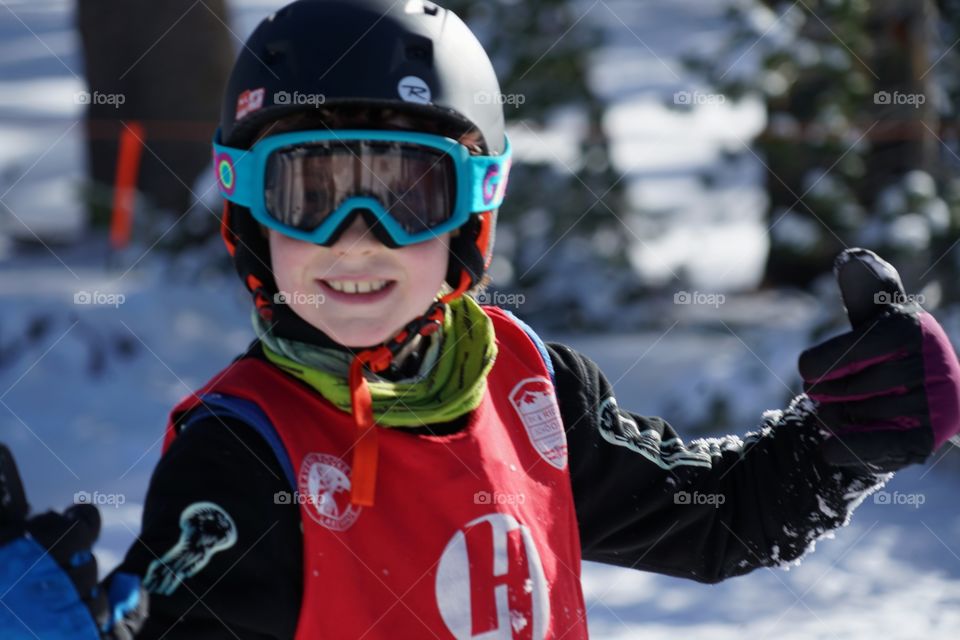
left=76, top=0, right=234, bottom=231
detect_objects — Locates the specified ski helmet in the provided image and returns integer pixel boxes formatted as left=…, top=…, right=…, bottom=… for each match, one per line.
left=217, top=0, right=509, bottom=345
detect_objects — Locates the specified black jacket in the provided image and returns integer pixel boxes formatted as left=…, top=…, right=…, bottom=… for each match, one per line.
left=117, top=340, right=884, bottom=638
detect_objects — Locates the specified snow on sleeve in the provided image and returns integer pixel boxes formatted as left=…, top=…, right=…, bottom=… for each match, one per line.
left=762, top=393, right=892, bottom=572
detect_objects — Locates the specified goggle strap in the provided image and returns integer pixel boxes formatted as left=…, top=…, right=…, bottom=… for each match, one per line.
left=466, top=136, right=512, bottom=213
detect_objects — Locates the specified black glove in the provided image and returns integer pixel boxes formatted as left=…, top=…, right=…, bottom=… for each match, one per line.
left=798, top=248, right=960, bottom=473
left=0, top=443, right=28, bottom=544
left=0, top=443, right=148, bottom=639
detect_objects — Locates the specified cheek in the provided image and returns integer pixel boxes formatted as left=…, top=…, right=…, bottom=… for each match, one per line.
left=269, top=231, right=312, bottom=286
left=401, top=238, right=449, bottom=285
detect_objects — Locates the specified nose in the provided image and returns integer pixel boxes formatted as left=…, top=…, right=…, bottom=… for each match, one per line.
left=330, top=212, right=381, bottom=256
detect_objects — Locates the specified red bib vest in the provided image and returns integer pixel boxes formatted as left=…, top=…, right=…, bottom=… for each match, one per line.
left=164, top=306, right=589, bottom=639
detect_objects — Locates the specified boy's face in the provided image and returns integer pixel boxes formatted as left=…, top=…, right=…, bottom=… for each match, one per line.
left=258, top=108, right=482, bottom=348
left=269, top=217, right=450, bottom=348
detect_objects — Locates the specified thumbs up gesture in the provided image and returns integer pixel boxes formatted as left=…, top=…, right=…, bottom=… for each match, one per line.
left=798, top=248, right=960, bottom=473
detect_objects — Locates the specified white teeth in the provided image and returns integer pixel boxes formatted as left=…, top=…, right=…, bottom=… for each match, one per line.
left=325, top=279, right=390, bottom=294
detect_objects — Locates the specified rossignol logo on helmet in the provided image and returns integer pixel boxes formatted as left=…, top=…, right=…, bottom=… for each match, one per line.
left=298, top=452, right=362, bottom=531
left=397, top=75, right=431, bottom=104
left=236, top=87, right=265, bottom=120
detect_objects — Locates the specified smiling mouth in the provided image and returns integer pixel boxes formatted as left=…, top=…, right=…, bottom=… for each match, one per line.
left=316, top=279, right=398, bottom=302
left=320, top=279, right=392, bottom=294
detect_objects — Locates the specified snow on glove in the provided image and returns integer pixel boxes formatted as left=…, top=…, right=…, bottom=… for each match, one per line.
left=0, top=443, right=148, bottom=639
left=798, top=248, right=960, bottom=473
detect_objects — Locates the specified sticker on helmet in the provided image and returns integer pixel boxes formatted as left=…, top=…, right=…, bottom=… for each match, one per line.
left=397, top=76, right=432, bottom=104
left=236, top=87, right=265, bottom=120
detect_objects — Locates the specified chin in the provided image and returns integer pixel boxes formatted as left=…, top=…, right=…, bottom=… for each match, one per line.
left=325, top=325, right=396, bottom=349
left=335, top=335, right=394, bottom=349
left=286, top=306, right=387, bottom=347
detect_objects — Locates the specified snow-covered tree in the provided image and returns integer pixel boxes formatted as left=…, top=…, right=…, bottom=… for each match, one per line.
left=444, top=0, right=639, bottom=329
left=686, top=0, right=960, bottom=301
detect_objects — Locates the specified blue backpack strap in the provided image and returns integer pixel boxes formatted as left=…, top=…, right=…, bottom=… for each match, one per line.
left=0, top=537, right=100, bottom=639
left=493, top=307, right=556, bottom=387
left=179, top=393, right=297, bottom=490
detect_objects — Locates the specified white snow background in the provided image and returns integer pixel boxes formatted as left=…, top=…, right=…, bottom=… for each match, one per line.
left=1, top=0, right=960, bottom=638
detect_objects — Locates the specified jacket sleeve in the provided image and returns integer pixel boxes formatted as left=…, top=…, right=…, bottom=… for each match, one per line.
left=546, top=341, right=889, bottom=584
left=116, top=416, right=302, bottom=639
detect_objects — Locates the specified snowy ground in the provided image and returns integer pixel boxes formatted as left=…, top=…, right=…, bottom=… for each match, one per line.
left=2, top=0, right=960, bottom=638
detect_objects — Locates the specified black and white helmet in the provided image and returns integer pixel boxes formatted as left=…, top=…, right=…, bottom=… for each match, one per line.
left=217, top=0, right=508, bottom=343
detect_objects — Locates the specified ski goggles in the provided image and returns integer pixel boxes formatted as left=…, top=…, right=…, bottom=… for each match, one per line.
left=212, top=128, right=512, bottom=246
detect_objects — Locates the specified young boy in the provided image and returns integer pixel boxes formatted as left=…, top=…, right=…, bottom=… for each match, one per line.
left=2, top=0, right=959, bottom=638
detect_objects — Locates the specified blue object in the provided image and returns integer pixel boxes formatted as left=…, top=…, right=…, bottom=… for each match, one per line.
left=212, top=128, right=512, bottom=246
left=102, top=572, right=142, bottom=633
left=0, top=536, right=99, bottom=639
left=69, top=550, right=94, bottom=568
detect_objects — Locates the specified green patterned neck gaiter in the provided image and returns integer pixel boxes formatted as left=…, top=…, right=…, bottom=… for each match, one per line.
left=253, top=295, right=497, bottom=427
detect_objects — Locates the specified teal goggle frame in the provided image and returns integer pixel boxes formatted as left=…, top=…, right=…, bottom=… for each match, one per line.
left=212, top=128, right=512, bottom=246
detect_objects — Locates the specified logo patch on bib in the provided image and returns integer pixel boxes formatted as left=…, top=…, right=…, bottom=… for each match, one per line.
left=298, top=452, right=362, bottom=531
left=509, top=377, right=567, bottom=470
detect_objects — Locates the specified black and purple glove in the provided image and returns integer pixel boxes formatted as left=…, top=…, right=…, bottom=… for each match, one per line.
left=799, top=248, right=960, bottom=473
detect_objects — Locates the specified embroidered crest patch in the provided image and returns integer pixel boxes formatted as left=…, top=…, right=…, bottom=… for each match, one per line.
left=509, top=377, right=568, bottom=470
left=298, top=452, right=362, bottom=531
